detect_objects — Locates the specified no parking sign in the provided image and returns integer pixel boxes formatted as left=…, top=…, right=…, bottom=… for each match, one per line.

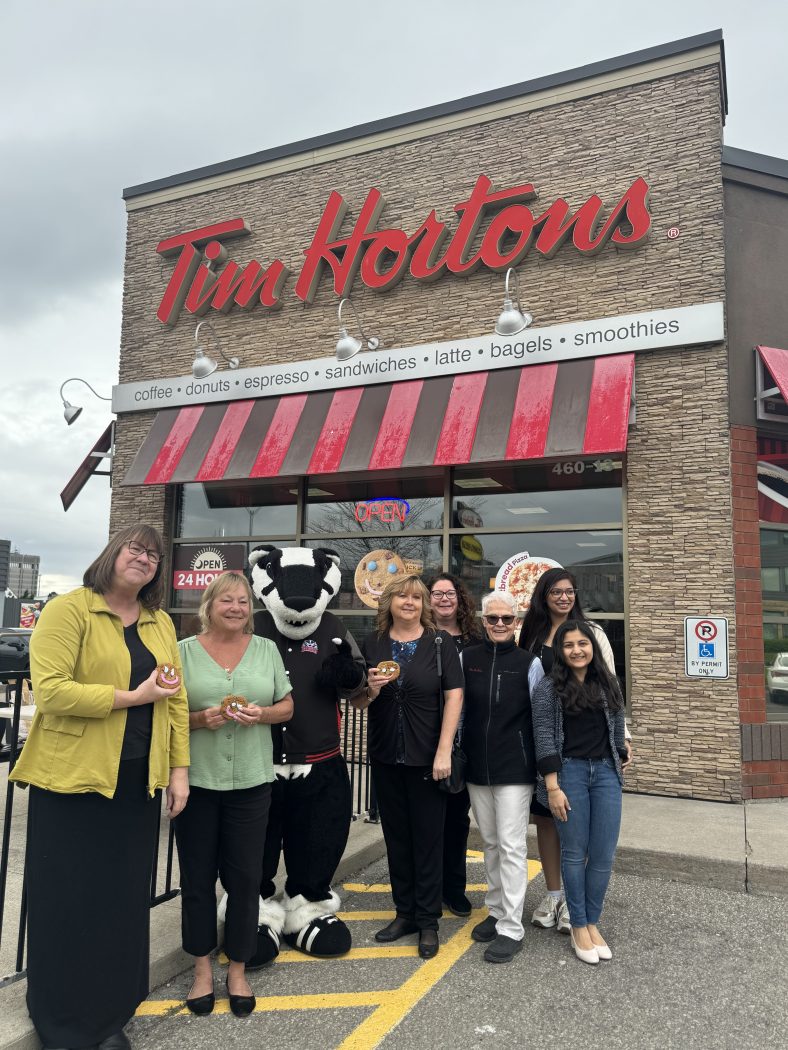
left=684, top=617, right=729, bottom=678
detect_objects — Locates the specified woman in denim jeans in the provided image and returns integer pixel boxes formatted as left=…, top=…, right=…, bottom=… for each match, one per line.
left=531, top=620, right=627, bottom=965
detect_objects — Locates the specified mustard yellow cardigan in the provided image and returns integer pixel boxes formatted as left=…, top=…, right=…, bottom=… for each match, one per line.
left=10, top=587, right=189, bottom=798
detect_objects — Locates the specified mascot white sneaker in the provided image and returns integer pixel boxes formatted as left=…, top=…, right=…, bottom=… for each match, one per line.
left=246, top=545, right=366, bottom=964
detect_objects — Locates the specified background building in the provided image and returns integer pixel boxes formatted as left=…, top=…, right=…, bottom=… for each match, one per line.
left=8, top=553, right=40, bottom=598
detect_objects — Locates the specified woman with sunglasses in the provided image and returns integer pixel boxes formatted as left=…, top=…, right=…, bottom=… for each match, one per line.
left=462, top=592, right=543, bottom=963
left=518, top=567, right=626, bottom=935
left=358, top=575, right=464, bottom=959
left=532, top=620, right=627, bottom=964
left=427, top=573, right=483, bottom=919
left=11, top=526, right=189, bottom=1050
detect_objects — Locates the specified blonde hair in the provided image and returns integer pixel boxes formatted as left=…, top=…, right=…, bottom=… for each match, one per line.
left=375, top=575, right=436, bottom=637
left=198, top=572, right=255, bottom=634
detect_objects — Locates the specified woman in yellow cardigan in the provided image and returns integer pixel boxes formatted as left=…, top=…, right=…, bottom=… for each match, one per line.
left=11, top=525, right=190, bottom=1050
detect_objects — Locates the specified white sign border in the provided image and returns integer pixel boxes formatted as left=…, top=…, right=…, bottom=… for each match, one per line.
left=684, top=615, right=730, bottom=680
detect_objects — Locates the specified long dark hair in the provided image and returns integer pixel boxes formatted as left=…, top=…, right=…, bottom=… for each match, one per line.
left=83, top=524, right=165, bottom=610
left=519, top=568, right=587, bottom=653
left=426, top=572, right=483, bottom=644
left=551, top=620, right=623, bottom=713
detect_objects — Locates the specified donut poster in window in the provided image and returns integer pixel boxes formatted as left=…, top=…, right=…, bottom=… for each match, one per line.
left=495, top=552, right=562, bottom=613
left=354, top=550, right=407, bottom=609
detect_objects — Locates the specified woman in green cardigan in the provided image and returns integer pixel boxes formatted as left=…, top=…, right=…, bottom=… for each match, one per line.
left=11, top=524, right=190, bottom=1050
left=176, top=572, right=293, bottom=1018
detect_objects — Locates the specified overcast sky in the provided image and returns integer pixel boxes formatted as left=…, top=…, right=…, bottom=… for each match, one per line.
left=2, top=0, right=785, bottom=594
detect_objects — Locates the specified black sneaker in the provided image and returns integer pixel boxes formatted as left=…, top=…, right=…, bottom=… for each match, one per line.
left=483, top=934, right=523, bottom=963
left=443, top=894, right=472, bottom=918
left=471, top=915, right=498, bottom=942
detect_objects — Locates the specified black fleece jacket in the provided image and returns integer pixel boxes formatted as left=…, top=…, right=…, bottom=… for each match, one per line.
left=462, top=638, right=542, bottom=785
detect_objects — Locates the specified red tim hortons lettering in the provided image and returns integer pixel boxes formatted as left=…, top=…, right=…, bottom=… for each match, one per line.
left=156, top=219, right=251, bottom=325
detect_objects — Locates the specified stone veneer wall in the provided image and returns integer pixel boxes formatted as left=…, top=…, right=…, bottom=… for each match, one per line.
left=113, top=63, right=739, bottom=798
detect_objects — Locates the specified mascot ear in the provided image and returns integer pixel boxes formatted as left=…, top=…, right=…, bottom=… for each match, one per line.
left=314, top=547, right=340, bottom=570
left=249, top=544, right=279, bottom=569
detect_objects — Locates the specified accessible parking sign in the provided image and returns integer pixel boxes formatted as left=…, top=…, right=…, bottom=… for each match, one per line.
left=684, top=617, right=729, bottom=679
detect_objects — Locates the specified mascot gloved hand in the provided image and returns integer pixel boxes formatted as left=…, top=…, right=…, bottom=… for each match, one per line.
left=242, top=544, right=366, bottom=965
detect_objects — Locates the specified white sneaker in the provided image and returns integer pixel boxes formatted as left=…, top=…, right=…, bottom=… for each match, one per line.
left=531, top=894, right=559, bottom=929
left=556, top=900, right=571, bottom=934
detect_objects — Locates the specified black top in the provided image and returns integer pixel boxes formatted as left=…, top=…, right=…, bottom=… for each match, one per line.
left=120, top=622, right=156, bottom=761
left=362, top=630, right=464, bottom=767
left=254, top=610, right=365, bottom=764
left=562, top=704, right=611, bottom=760
left=462, top=638, right=539, bottom=785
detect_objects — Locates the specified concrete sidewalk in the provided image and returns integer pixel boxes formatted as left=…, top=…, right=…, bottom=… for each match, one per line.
left=1, top=793, right=786, bottom=1050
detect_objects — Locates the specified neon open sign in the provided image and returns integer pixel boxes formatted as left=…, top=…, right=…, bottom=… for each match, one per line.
left=354, top=497, right=411, bottom=524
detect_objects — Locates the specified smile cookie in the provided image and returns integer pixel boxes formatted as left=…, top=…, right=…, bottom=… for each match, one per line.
left=376, top=660, right=401, bottom=681
left=156, top=664, right=180, bottom=689
left=221, top=695, right=246, bottom=719
left=354, top=549, right=406, bottom=609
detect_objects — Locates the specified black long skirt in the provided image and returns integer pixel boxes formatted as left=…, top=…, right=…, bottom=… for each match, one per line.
left=25, top=757, right=160, bottom=1048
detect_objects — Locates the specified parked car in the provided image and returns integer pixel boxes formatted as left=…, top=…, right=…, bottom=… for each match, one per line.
left=766, top=652, right=788, bottom=704
left=0, top=628, right=32, bottom=759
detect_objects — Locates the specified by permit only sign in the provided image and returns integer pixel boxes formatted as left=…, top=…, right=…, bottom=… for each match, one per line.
left=684, top=617, right=729, bottom=679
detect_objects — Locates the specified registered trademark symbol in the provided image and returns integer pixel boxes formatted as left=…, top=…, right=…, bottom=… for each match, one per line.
left=667, top=226, right=680, bottom=239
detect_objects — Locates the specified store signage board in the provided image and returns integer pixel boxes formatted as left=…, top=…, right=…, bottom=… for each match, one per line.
left=112, top=301, right=724, bottom=414
left=154, top=175, right=652, bottom=325
left=684, top=616, right=729, bottom=679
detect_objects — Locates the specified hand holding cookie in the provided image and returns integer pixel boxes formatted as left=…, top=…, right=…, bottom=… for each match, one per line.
left=156, top=664, right=181, bottom=689
left=366, top=660, right=401, bottom=701
left=220, top=695, right=246, bottom=721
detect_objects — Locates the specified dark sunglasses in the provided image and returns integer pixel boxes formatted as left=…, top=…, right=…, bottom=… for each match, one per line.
left=484, top=614, right=515, bottom=626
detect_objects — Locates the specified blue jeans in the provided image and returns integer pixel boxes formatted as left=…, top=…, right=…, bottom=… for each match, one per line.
left=555, top=757, right=622, bottom=927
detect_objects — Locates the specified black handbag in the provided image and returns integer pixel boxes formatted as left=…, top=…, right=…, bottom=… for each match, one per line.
left=435, top=634, right=467, bottom=794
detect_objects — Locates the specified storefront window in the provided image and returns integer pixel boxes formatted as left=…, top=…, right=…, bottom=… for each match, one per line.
left=176, top=482, right=297, bottom=538
left=304, top=475, right=444, bottom=534
left=761, top=526, right=788, bottom=721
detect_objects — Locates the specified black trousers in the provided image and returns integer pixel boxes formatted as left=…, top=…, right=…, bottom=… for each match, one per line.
left=175, top=782, right=272, bottom=961
left=260, top=755, right=351, bottom=902
left=443, top=786, right=471, bottom=899
left=372, top=760, right=446, bottom=930
left=26, top=757, right=159, bottom=1049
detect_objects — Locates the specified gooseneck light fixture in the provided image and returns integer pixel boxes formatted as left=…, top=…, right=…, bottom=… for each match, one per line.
left=335, top=298, right=381, bottom=362
left=59, top=378, right=112, bottom=426
left=495, top=268, right=533, bottom=337
left=192, top=320, right=240, bottom=378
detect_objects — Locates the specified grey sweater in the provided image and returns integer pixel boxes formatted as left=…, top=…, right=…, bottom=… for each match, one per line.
left=531, top=676, right=627, bottom=808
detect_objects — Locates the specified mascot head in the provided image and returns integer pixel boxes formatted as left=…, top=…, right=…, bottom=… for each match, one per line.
left=249, top=545, right=341, bottom=640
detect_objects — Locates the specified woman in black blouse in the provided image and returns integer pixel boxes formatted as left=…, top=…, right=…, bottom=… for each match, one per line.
left=357, top=576, right=463, bottom=959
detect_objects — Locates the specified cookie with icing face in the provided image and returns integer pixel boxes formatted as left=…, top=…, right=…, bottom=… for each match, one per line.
left=157, top=664, right=180, bottom=689
left=376, top=660, right=401, bottom=681
left=354, top=550, right=406, bottom=609
left=221, top=695, right=246, bottom=719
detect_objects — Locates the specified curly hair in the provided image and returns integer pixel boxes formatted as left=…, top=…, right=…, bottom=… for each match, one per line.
left=426, top=572, right=483, bottom=644
left=551, top=620, right=623, bottom=713
left=518, top=567, right=587, bottom=654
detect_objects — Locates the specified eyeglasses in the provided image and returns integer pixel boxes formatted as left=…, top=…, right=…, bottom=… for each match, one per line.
left=430, top=589, right=457, bottom=600
left=126, top=541, right=161, bottom=565
left=484, top=614, right=515, bottom=626
left=548, top=588, right=576, bottom=598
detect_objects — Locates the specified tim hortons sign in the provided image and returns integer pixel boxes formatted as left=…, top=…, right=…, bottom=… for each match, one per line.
left=155, top=174, right=652, bottom=325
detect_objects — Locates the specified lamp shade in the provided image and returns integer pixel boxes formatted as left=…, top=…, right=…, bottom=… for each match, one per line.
left=495, top=297, right=533, bottom=337
left=192, top=348, right=218, bottom=378
left=63, top=401, right=83, bottom=426
left=336, top=327, right=363, bottom=362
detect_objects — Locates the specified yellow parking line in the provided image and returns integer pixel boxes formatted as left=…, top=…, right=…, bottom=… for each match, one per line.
left=338, top=910, right=396, bottom=921
left=278, top=945, right=419, bottom=963
left=466, top=849, right=484, bottom=860
left=139, top=992, right=395, bottom=1016
left=336, top=910, right=482, bottom=1050
left=344, top=883, right=489, bottom=894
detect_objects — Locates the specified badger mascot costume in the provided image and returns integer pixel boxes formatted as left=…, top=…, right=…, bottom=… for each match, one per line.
left=246, top=544, right=366, bottom=963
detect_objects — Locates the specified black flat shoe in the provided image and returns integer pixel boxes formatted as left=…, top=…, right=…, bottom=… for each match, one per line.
left=226, top=977, right=256, bottom=1018
left=443, top=894, right=472, bottom=917
left=186, top=979, right=216, bottom=1015
left=374, top=917, right=419, bottom=942
left=418, top=929, right=439, bottom=959
left=97, top=1033, right=131, bottom=1050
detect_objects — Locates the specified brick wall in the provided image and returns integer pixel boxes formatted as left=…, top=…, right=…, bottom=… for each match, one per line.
left=115, top=64, right=742, bottom=799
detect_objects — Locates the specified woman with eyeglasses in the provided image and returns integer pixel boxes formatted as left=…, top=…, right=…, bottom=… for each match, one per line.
left=357, top=576, right=464, bottom=959
left=426, top=573, right=483, bottom=920
left=518, top=567, right=629, bottom=936
left=531, top=620, right=627, bottom=964
left=462, top=592, right=544, bottom=963
left=11, top=526, right=190, bottom=1050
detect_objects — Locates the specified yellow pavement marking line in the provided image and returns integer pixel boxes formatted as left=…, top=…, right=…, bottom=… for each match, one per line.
left=139, top=992, right=396, bottom=1016
left=466, top=849, right=485, bottom=860
left=344, top=882, right=489, bottom=893
left=336, top=909, right=482, bottom=1050
left=277, top=945, right=419, bottom=963
left=339, top=910, right=396, bottom=921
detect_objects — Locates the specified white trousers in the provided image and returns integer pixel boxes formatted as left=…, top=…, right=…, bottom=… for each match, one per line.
left=468, top=782, right=534, bottom=941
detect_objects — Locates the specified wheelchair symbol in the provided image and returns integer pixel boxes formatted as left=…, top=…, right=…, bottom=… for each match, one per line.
left=699, top=643, right=715, bottom=659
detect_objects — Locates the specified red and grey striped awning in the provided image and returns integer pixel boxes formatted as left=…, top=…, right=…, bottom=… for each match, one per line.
left=122, top=355, right=634, bottom=486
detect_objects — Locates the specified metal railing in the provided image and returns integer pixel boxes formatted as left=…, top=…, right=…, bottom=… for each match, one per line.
left=0, top=676, right=372, bottom=987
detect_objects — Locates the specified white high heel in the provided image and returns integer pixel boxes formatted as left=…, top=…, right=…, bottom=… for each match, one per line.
left=570, top=928, right=599, bottom=965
